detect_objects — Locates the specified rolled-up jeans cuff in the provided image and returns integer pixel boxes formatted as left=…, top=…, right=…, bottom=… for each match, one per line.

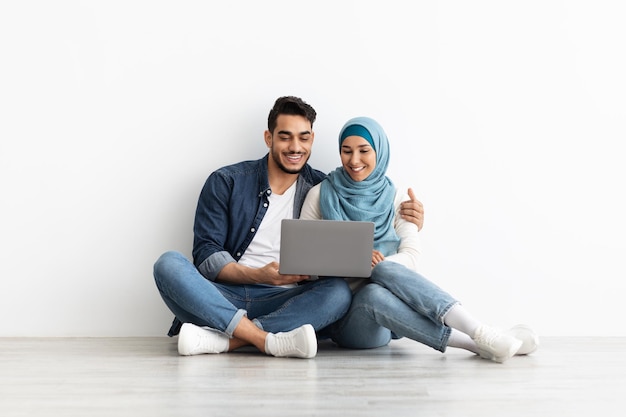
left=224, top=309, right=247, bottom=338
left=439, top=301, right=460, bottom=325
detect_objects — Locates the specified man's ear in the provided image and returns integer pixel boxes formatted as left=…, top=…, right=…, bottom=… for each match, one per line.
left=264, top=130, right=272, bottom=148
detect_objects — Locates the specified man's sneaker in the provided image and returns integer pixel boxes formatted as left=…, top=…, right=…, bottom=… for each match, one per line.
left=177, top=323, right=230, bottom=356
left=473, top=325, right=523, bottom=363
left=265, top=324, right=317, bottom=359
left=506, top=324, right=539, bottom=355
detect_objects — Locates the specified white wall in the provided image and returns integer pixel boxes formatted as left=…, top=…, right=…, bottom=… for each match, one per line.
left=1, top=1, right=624, bottom=337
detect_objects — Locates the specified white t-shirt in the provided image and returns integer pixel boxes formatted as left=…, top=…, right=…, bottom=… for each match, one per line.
left=238, top=181, right=296, bottom=269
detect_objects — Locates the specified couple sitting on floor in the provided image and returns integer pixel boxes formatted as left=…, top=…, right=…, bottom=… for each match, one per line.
left=153, top=96, right=538, bottom=363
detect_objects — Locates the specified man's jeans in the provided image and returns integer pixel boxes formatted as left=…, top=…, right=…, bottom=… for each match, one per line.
left=153, top=251, right=352, bottom=337
left=330, top=261, right=457, bottom=352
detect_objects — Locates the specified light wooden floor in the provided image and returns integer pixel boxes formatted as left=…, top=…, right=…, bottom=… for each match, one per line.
left=1, top=336, right=624, bottom=416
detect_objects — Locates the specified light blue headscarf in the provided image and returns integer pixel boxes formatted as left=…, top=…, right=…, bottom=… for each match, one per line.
left=320, top=117, right=400, bottom=256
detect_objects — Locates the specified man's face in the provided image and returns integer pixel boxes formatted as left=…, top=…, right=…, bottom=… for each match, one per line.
left=265, top=114, right=314, bottom=174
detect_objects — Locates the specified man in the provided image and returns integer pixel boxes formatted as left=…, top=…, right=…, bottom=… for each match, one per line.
left=153, top=96, right=424, bottom=359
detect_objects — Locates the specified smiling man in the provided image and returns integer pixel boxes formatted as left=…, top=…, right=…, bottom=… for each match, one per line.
left=153, top=96, right=424, bottom=359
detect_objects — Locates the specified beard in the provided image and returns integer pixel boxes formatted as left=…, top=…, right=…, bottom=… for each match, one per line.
left=270, top=147, right=310, bottom=175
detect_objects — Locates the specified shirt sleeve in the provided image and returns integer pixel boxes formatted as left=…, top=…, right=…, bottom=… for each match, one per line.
left=299, top=183, right=323, bottom=220
left=192, top=171, right=236, bottom=279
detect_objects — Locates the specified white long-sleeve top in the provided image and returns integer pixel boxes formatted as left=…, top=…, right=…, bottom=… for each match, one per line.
left=300, top=183, right=422, bottom=290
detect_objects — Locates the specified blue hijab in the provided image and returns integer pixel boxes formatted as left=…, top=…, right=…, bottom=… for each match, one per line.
left=320, top=117, right=400, bottom=256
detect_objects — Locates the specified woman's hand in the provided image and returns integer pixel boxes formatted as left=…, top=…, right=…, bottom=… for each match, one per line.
left=372, top=250, right=385, bottom=267
left=400, top=188, right=424, bottom=231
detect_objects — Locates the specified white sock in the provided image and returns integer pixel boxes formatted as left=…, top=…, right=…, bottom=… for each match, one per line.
left=446, top=329, right=479, bottom=354
left=264, top=333, right=277, bottom=356
left=443, top=304, right=483, bottom=338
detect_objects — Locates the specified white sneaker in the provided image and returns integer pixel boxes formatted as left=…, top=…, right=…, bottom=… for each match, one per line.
left=473, top=325, right=523, bottom=363
left=506, top=324, right=539, bottom=355
left=177, top=323, right=230, bottom=356
left=265, top=324, right=317, bottom=359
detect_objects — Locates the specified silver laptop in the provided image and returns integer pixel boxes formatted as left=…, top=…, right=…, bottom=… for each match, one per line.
left=279, top=219, right=374, bottom=278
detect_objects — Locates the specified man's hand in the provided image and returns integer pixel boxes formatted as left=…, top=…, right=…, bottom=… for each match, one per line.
left=400, top=188, right=424, bottom=231
left=258, top=262, right=311, bottom=286
left=217, top=261, right=310, bottom=285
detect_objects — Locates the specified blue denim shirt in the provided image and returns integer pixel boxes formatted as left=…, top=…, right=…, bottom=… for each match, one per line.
left=192, top=154, right=327, bottom=281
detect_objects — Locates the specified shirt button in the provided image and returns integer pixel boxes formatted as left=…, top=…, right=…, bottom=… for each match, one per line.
left=250, top=228, right=256, bottom=233
left=236, top=252, right=241, bottom=257
left=263, top=203, right=268, bottom=208
left=266, top=190, right=271, bottom=195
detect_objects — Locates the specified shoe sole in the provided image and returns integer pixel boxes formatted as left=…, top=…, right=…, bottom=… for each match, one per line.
left=492, top=338, right=523, bottom=363
left=508, top=324, right=539, bottom=355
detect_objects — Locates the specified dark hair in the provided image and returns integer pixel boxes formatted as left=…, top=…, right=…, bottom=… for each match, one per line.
left=267, top=96, right=317, bottom=133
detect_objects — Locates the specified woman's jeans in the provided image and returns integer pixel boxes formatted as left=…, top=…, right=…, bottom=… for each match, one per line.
left=153, top=251, right=352, bottom=337
left=330, top=261, right=458, bottom=352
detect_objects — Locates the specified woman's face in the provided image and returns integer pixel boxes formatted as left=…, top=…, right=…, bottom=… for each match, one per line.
left=340, top=135, right=376, bottom=182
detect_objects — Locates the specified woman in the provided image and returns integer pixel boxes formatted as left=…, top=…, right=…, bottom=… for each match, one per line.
left=300, top=116, right=538, bottom=363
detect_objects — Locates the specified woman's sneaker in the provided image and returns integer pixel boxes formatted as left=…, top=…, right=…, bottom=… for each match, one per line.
left=506, top=324, right=539, bottom=355
left=473, top=325, right=523, bottom=363
left=178, top=323, right=230, bottom=356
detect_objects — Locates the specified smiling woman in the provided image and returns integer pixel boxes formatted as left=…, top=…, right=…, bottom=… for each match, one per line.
left=300, top=116, right=539, bottom=363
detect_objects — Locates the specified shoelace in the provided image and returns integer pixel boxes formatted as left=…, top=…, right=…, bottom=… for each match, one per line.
left=474, top=327, right=499, bottom=347
left=197, top=328, right=226, bottom=352
left=272, top=333, right=299, bottom=355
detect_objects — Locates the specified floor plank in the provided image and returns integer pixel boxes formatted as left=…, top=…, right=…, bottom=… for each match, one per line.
left=1, top=337, right=624, bottom=416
